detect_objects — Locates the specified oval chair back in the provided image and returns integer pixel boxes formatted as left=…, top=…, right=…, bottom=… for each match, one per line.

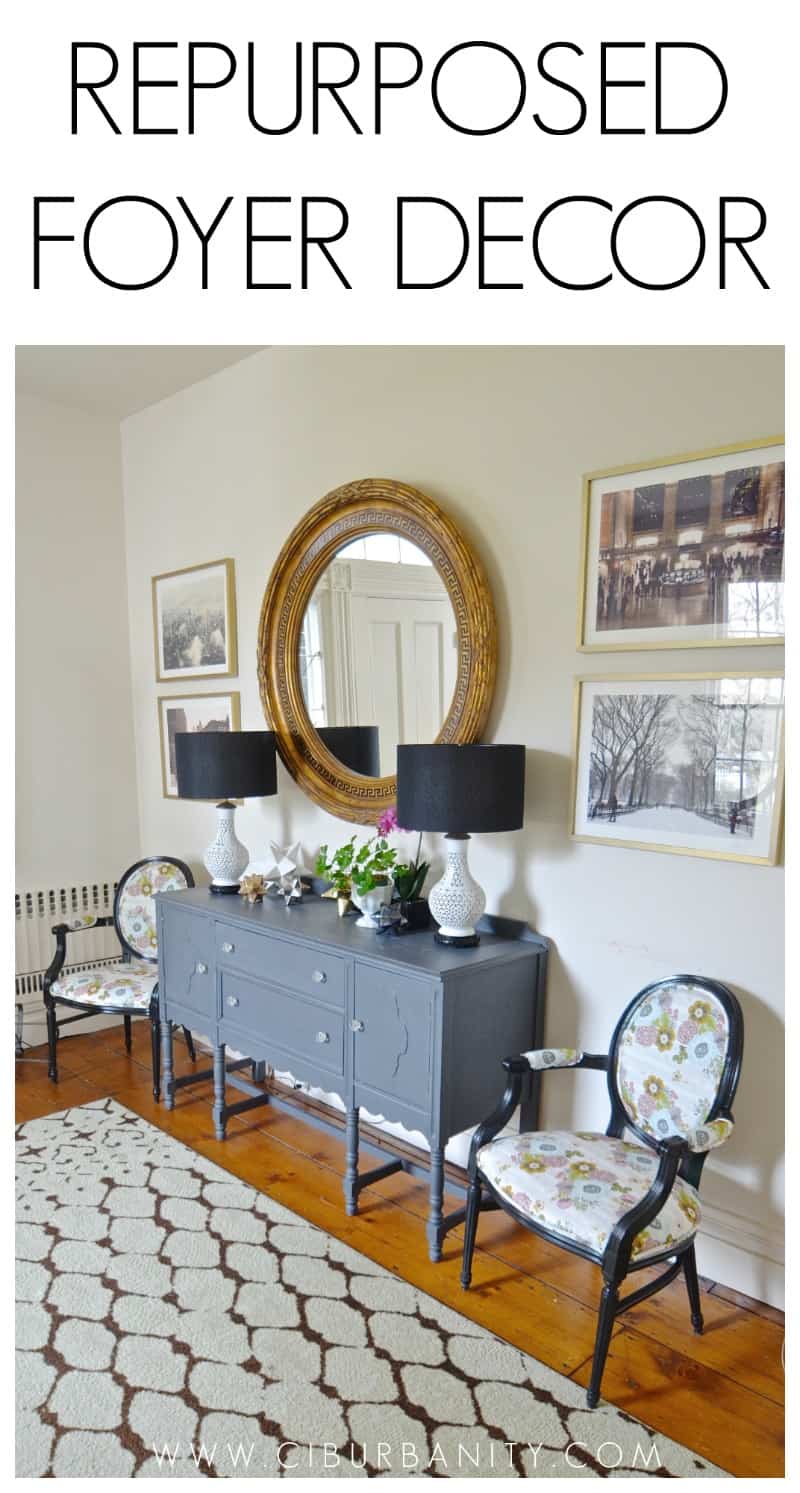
left=607, top=974, right=744, bottom=1185
left=114, top=857, right=194, bottom=963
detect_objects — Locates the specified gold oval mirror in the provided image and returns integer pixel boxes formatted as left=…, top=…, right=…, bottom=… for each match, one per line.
left=258, top=478, right=497, bottom=823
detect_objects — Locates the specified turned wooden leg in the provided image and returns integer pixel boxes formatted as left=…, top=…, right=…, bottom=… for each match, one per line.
left=586, top=1281, right=619, bottom=1408
left=212, top=1044, right=227, bottom=1140
left=460, top=1177, right=482, bottom=1288
left=683, top=1242, right=704, bottom=1333
left=160, top=1020, right=175, bottom=1110
left=150, top=1008, right=161, bottom=1100
left=45, top=997, right=58, bottom=1083
left=427, top=1145, right=445, bottom=1262
left=344, top=1106, right=359, bottom=1215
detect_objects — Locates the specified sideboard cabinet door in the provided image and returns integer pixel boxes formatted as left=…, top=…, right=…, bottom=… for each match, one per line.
left=352, top=965, right=436, bottom=1127
left=158, top=906, right=215, bottom=1025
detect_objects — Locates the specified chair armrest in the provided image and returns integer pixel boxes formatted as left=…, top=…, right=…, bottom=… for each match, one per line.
left=467, top=1067, right=526, bottom=1179
left=513, top=1050, right=609, bottom=1073
left=44, top=916, right=117, bottom=993
left=521, top=1047, right=583, bottom=1070
left=51, top=916, right=115, bottom=934
left=686, top=1117, right=734, bottom=1153
left=603, top=1136, right=688, bottom=1277
left=469, top=1050, right=610, bottom=1182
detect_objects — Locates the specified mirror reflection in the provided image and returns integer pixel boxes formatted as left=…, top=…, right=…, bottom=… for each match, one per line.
left=299, top=534, right=458, bottom=777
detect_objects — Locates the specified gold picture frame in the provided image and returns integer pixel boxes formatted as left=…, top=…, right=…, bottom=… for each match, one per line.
left=570, top=671, right=784, bottom=866
left=158, top=691, right=241, bottom=799
left=577, top=436, right=785, bottom=652
left=152, top=558, right=238, bottom=683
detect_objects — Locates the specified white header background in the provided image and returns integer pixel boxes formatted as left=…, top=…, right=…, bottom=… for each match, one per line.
left=6, top=0, right=792, bottom=345
left=4, top=4, right=794, bottom=1468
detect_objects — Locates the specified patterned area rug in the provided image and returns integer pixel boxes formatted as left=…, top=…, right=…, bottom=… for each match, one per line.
left=16, top=1099, right=725, bottom=1478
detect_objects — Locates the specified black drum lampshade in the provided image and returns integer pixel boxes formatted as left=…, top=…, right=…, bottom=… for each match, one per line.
left=396, top=744, right=525, bottom=833
left=316, top=725, right=380, bottom=777
left=174, top=731, right=278, bottom=895
left=175, top=731, right=277, bottom=802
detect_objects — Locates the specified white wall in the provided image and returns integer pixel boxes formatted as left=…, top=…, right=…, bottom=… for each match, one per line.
left=16, top=393, right=139, bottom=887
left=120, top=346, right=784, bottom=1304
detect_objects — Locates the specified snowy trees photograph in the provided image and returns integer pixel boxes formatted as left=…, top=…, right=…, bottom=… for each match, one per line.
left=573, top=675, right=784, bottom=863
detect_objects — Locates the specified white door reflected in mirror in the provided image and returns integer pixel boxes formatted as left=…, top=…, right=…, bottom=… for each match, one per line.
left=299, top=535, right=458, bottom=778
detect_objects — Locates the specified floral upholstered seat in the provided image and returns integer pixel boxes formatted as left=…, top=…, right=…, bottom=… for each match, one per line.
left=478, top=1129, right=701, bottom=1262
left=50, top=960, right=158, bottom=1010
left=43, top=856, right=195, bottom=1097
left=461, top=975, right=743, bottom=1410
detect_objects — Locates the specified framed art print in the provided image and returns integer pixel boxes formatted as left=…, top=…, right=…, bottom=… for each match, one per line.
left=571, top=672, right=784, bottom=865
left=578, top=438, right=784, bottom=650
left=158, top=692, right=241, bottom=798
left=152, top=558, right=238, bottom=682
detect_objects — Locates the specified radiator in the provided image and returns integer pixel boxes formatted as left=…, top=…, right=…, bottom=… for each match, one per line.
left=15, top=878, right=121, bottom=999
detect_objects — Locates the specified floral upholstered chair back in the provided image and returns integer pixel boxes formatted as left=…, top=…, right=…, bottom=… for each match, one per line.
left=114, top=858, right=192, bottom=962
left=612, top=977, right=739, bottom=1146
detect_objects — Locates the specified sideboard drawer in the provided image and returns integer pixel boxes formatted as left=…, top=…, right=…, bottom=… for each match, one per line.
left=353, top=965, right=435, bottom=1114
left=215, top=923, right=346, bottom=1005
left=219, top=971, right=345, bottom=1077
left=159, top=906, right=215, bottom=1018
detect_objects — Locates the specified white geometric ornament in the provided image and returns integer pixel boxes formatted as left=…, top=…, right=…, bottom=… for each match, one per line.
left=246, top=842, right=310, bottom=882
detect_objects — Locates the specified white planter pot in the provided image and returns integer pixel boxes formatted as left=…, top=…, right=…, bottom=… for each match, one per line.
left=351, top=882, right=393, bottom=928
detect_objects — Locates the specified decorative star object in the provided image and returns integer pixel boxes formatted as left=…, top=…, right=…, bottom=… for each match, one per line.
left=253, top=842, right=311, bottom=883
left=265, top=874, right=304, bottom=908
left=239, top=874, right=266, bottom=905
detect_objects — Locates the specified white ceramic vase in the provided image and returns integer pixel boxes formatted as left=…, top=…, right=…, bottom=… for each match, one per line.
left=351, top=881, right=393, bottom=928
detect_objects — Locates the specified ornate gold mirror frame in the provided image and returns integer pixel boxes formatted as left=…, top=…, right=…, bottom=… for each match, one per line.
left=258, top=478, right=497, bottom=823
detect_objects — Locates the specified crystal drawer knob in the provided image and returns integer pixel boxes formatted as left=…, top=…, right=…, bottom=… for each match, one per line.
left=226, top=994, right=239, bottom=1008
left=312, top=969, right=327, bottom=984
left=350, top=1019, right=365, bottom=1033
left=222, top=941, right=234, bottom=954
left=315, top=1030, right=330, bottom=1044
left=195, top=962, right=208, bottom=975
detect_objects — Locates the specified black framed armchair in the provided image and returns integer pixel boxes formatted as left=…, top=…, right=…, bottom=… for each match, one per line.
left=43, top=856, right=198, bottom=1100
left=461, top=975, right=743, bottom=1408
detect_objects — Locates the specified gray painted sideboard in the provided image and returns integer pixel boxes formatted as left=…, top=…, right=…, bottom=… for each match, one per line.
left=156, top=887, right=547, bottom=1260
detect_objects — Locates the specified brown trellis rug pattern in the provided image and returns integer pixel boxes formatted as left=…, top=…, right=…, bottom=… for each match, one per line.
left=15, top=1099, right=725, bottom=1478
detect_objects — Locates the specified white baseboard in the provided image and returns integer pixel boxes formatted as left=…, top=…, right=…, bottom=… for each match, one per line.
left=697, top=1198, right=784, bottom=1309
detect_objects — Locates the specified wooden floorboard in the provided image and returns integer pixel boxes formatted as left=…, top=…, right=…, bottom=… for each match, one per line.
left=15, top=1028, right=785, bottom=1478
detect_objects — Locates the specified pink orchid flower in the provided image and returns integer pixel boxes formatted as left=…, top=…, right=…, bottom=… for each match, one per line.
left=376, top=806, right=405, bottom=836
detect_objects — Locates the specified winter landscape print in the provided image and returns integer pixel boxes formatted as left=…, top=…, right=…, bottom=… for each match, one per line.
left=573, top=675, right=784, bottom=863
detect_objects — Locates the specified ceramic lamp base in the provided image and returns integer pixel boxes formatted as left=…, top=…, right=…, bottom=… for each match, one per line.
left=204, top=802, right=249, bottom=893
left=428, top=833, right=486, bottom=947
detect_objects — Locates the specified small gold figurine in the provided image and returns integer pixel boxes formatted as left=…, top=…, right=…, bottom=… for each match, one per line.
left=239, top=873, right=266, bottom=904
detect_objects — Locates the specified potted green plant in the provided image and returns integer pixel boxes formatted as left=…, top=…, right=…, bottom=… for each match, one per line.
left=315, top=835, right=397, bottom=925
left=315, top=837, right=358, bottom=917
